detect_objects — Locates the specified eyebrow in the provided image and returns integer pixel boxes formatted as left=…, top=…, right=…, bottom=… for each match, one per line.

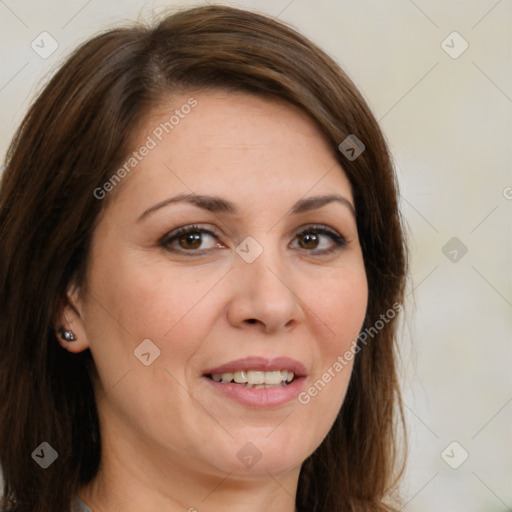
left=137, top=193, right=356, bottom=222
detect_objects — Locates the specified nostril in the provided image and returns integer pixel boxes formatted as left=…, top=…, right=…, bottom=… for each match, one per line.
left=246, top=319, right=257, bottom=324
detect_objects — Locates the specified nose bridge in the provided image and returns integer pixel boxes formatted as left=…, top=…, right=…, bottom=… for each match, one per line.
left=229, top=233, right=302, bottom=331
left=236, top=233, right=288, bottom=292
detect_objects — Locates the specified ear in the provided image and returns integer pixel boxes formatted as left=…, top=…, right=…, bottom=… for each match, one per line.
left=54, top=281, right=90, bottom=354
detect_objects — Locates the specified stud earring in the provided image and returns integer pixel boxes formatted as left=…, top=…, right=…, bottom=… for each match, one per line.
left=58, top=327, right=77, bottom=342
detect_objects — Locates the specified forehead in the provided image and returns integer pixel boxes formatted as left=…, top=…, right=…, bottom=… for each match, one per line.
left=109, top=90, right=353, bottom=213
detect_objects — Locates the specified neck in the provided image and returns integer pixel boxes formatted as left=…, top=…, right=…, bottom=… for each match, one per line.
left=80, top=467, right=299, bottom=512
left=79, top=422, right=300, bottom=512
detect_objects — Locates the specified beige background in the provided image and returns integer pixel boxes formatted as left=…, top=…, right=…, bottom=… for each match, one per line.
left=1, top=1, right=511, bottom=510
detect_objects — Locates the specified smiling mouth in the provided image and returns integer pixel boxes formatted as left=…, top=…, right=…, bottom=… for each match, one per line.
left=205, top=369, right=296, bottom=389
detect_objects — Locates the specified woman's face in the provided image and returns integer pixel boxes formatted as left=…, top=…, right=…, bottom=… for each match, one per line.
left=64, top=90, right=368, bottom=482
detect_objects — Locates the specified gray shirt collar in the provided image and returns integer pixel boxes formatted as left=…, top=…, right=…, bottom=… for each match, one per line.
left=71, top=495, right=94, bottom=512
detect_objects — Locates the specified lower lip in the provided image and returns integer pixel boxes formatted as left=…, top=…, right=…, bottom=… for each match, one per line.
left=203, top=376, right=306, bottom=408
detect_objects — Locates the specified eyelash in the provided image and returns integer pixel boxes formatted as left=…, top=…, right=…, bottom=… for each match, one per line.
left=160, top=224, right=347, bottom=256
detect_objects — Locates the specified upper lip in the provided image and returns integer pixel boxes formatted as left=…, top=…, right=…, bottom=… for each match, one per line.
left=203, top=356, right=308, bottom=377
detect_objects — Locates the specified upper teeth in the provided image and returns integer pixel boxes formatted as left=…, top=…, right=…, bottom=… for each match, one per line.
left=210, top=370, right=295, bottom=385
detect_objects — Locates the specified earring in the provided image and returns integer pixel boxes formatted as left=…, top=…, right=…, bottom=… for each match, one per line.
left=58, top=327, right=77, bottom=342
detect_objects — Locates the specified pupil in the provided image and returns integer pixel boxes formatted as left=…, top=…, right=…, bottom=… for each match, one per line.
left=180, top=233, right=201, bottom=249
left=301, top=233, right=318, bottom=249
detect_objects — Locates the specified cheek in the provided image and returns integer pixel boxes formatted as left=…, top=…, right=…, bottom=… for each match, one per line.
left=307, top=265, right=368, bottom=347
left=82, top=252, right=226, bottom=430
left=302, top=264, right=367, bottom=403
left=86, top=249, right=228, bottom=366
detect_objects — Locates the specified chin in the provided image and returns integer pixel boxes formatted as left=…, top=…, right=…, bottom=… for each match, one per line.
left=204, top=428, right=317, bottom=478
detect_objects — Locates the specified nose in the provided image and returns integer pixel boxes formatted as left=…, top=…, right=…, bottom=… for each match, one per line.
left=226, top=243, right=305, bottom=334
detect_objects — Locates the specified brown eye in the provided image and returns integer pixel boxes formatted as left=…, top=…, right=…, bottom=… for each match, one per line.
left=177, top=232, right=202, bottom=250
left=298, top=232, right=320, bottom=249
left=292, top=226, right=347, bottom=254
left=161, top=225, right=220, bottom=253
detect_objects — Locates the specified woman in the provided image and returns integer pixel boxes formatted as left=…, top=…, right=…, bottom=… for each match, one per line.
left=0, top=5, right=407, bottom=512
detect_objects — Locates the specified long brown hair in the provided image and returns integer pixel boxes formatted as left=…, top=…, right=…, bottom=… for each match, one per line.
left=0, top=6, right=407, bottom=512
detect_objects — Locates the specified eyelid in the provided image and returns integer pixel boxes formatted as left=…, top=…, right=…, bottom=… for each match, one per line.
left=159, top=224, right=223, bottom=247
left=160, top=223, right=347, bottom=254
left=293, top=224, right=348, bottom=251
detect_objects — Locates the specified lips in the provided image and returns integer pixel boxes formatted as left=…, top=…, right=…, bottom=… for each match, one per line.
left=202, top=356, right=308, bottom=408
left=203, top=356, right=308, bottom=377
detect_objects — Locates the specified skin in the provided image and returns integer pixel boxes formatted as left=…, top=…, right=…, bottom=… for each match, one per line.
left=58, top=90, right=368, bottom=512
